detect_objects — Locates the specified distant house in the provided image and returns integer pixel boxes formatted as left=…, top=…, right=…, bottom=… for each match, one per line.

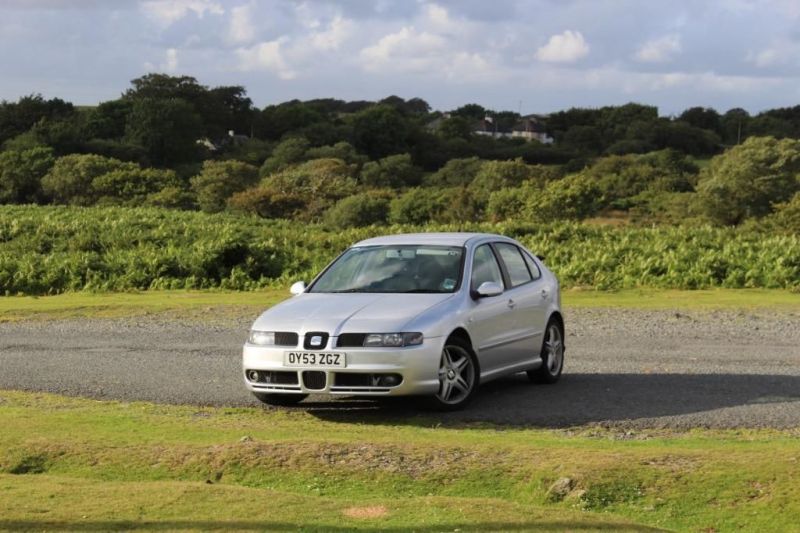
left=196, top=130, right=251, bottom=152
left=471, top=116, right=513, bottom=139
left=424, top=112, right=452, bottom=132
left=511, top=116, right=554, bottom=144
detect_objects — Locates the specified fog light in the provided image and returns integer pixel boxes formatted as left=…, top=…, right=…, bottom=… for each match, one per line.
left=247, top=370, right=260, bottom=382
left=383, top=375, right=400, bottom=386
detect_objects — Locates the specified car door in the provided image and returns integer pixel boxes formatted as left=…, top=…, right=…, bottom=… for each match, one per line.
left=467, top=243, right=517, bottom=375
left=493, top=242, right=548, bottom=368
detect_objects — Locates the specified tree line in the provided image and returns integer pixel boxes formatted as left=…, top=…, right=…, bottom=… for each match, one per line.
left=1, top=73, right=800, bottom=233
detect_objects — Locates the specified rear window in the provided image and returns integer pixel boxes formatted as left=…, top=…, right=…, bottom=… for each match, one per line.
left=495, top=243, right=533, bottom=287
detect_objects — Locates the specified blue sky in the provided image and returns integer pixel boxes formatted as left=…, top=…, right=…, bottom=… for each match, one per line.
left=2, top=0, right=799, bottom=115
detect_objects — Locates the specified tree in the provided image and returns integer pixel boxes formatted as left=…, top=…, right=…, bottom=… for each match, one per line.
left=469, top=158, right=538, bottom=198
left=261, top=158, right=357, bottom=220
left=424, top=157, right=484, bottom=187
left=438, top=116, right=473, bottom=140
left=679, top=107, right=722, bottom=134
left=124, top=97, right=203, bottom=166
left=360, top=153, right=422, bottom=188
left=324, top=191, right=392, bottom=228
left=259, top=137, right=310, bottom=176
left=0, top=94, right=74, bottom=144
left=697, top=136, right=800, bottom=224
left=351, top=105, right=410, bottom=159
left=92, top=167, right=180, bottom=206
left=0, top=147, right=55, bottom=204
left=190, top=160, right=260, bottom=213
left=41, top=154, right=128, bottom=205
left=255, top=101, right=326, bottom=140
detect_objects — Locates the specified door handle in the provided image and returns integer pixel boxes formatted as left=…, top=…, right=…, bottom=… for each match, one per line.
left=507, top=299, right=516, bottom=308
left=541, top=289, right=548, bottom=299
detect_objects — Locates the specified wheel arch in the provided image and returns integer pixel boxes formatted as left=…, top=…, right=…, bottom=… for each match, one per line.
left=548, top=311, right=565, bottom=339
left=446, top=327, right=473, bottom=349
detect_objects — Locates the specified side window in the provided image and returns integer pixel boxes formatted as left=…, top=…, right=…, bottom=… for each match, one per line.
left=522, top=250, right=542, bottom=280
left=471, top=244, right=503, bottom=290
left=496, top=243, right=533, bottom=287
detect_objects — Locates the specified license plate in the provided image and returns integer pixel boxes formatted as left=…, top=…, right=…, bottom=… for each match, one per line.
left=284, top=351, right=346, bottom=368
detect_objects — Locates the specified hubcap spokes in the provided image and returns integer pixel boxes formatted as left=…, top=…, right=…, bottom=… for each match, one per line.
left=436, top=346, right=474, bottom=404
left=545, top=325, right=563, bottom=374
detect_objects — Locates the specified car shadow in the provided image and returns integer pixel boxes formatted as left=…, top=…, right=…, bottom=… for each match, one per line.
left=300, top=372, right=800, bottom=429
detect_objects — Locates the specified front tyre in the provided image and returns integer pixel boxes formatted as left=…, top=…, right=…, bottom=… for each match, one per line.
left=528, top=320, right=564, bottom=384
left=252, top=392, right=308, bottom=406
left=426, top=338, right=479, bottom=411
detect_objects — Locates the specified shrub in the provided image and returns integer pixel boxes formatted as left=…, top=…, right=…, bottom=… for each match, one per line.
left=360, top=153, right=422, bottom=188
left=424, top=157, right=484, bottom=187
left=324, top=191, right=392, bottom=228
left=0, top=147, right=54, bottom=204
left=389, top=187, right=448, bottom=224
left=227, top=186, right=306, bottom=219
left=41, top=153, right=128, bottom=205
left=190, top=160, right=260, bottom=213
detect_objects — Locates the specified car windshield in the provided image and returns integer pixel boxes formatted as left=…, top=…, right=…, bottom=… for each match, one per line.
left=310, top=245, right=464, bottom=293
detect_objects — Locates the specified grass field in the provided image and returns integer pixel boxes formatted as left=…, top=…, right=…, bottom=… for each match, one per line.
left=1, top=391, right=799, bottom=532
left=1, top=288, right=800, bottom=322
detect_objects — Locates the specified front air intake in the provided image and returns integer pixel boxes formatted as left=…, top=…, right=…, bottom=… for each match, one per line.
left=302, top=371, right=326, bottom=390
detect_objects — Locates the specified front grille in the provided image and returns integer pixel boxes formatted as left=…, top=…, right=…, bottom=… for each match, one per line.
left=304, top=332, right=329, bottom=350
left=275, top=332, right=298, bottom=347
left=302, top=371, right=326, bottom=390
left=337, top=333, right=366, bottom=347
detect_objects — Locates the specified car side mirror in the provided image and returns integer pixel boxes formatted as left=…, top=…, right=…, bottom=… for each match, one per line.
left=289, top=281, right=306, bottom=295
left=475, top=281, right=503, bottom=298
left=536, top=254, right=546, bottom=262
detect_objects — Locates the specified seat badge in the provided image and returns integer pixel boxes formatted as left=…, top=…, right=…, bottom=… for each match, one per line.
left=310, top=335, right=323, bottom=347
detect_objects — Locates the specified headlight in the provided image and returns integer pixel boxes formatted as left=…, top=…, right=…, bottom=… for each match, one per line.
left=249, top=330, right=276, bottom=345
left=363, top=332, right=423, bottom=347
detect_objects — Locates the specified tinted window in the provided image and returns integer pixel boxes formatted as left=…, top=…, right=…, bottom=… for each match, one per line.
left=496, top=243, right=532, bottom=287
left=471, top=244, right=503, bottom=290
left=522, top=251, right=542, bottom=280
left=310, top=245, right=463, bottom=293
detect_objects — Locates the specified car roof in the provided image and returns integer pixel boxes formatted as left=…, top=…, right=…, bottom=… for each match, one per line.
left=353, top=232, right=512, bottom=247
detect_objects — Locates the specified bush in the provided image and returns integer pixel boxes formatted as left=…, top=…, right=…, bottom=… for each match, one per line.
left=261, top=158, right=357, bottom=220
left=41, top=153, right=128, bottom=205
left=697, top=136, right=800, bottom=225
left=324, top=191, right=392, bottom=228
left=227, top=186, right=305, bottom=219
left=92, top=167, right=180, bottom=206
left=259, top=137, right=309, bottom=176
left=143, top=186, right=196, bottom=210
left=0, top=147, right=55, bottom=204
left=190, top=160, right=260, bottom=213
left=424, top=157, right=484, bottom=187
left=360, top=153, right=422, bottom=188
left=388, top=187, right=448, bottom=224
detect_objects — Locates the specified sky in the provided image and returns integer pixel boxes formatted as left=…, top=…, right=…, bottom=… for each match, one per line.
left=2, top=0, right=800, bottom=116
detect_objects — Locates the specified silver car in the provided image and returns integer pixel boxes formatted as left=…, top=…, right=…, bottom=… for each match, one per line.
left=243, top=232, right=564, bottom=410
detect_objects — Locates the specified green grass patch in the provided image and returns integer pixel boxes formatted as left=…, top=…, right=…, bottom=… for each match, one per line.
left=0, top=391, right=798, bottom=531
left=1, top=288, right=799, bottom=322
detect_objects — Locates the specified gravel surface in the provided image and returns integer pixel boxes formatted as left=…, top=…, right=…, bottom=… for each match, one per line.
left=1, top=309, right=799, bottom=429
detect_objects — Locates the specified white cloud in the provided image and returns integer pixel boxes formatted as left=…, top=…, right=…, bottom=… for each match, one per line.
left=360, top=26, right=446, bottom=72
left=309, top=15, right=352, bottom=51
left=140, top=0, right=223, bottom=28
left=635, top=34, right=681, bottom=63
left=227, top=4, right=255, bottom=45
left=236, top=38, right=296, bottom=79
left=745, top=40, right=800, bottom=68
left=163, top=48, right=178, bottom=72
left=535, top=30, right=589, bottom=63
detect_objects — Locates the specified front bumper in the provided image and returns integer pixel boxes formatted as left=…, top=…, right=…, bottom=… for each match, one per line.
left=242, top=339, right=443, bottom=396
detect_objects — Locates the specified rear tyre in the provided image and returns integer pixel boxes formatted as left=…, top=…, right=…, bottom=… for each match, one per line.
left=252, top=392, right=308, bottom=406
left=527, top=319, right=564, bottom=384
left=425, top=337, right=479, bottom=411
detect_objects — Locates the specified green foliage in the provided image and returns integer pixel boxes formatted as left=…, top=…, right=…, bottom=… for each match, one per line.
left=388, top=187, right=448, bottom=224
left=227, top=186, right=305, bottom=219
left=190, top=160, right=260, bottom=213
left=469, top=158, right=543, bottom=198
left=351, top=105, right=410, bottom=159
left=41, top=154, right=128, bottom=206
left=304, top=141, right=366, bottom=165
left=124, top=97, right=203, bottom=166
left=753, top=192, right=800, bottom=234
left=259, top=137, right=309, bottom=176
left=92, top=167, right=180, bottom=206
left=0, top=147, right=55, bottom=204
left=259, top=158, right=357, bottom=220
left=526, top=174, right=603, bottom=220
left=217, top=138, right=274, bottom=166
left=697, top=136, right=800, bottom=225
left=486, top=183, right=541, bottom=222
left=2, top=205, right=800, bottom=294
left=324, top=191, right=392, bottom=228
left=424, top=157, right=484, bottom=187
left=143, top=186, right=195, bottom=210
left=360, top=153, right=422, bottom=188
left=0, top=94, right=74, bottom=145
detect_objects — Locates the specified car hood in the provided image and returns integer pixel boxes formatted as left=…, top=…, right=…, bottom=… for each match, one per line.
left=252, top=292, right=454, bottom=335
